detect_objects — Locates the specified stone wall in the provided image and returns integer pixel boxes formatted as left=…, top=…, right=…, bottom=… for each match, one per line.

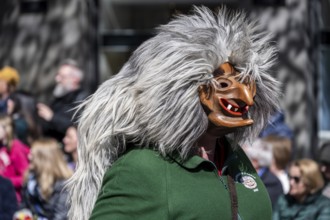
left=249, top=0, right=319, bottom=158
left=0, top=0, right=98, bottom=101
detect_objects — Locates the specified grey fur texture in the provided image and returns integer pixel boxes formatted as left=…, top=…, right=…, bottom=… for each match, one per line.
left=66, top=6, right=281, bottom=220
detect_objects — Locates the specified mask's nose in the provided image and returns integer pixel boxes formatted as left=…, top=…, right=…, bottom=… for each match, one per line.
left=237, top=83, right=255, bottom=106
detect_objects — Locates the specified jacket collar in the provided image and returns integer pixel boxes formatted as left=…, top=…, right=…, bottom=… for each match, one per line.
left=169, top=137, right=239, bottom=173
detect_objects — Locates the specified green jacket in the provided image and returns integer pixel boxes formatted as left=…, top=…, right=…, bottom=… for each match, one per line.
left=273, top=191, right=330, bottom=220
left=90, top=144, right=272, bottom=220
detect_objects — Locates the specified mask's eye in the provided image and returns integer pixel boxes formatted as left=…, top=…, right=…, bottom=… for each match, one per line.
left=212, top=78, right=232, bottom=89
left=220, top=82, right=229, bottom=88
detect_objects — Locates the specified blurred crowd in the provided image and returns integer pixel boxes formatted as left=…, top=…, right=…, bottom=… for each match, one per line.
left=1, top=61, right=330, bottom=220
left=0, top=61, right=85, bottom=220
left=243, top=112, right=330, bottom=219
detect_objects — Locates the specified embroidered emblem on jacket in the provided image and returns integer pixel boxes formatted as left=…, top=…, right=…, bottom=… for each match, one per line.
left=236, top=172, right=258, bottom=191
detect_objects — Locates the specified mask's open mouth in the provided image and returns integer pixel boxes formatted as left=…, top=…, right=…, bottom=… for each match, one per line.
left=219, top=98, right=249, bottom=116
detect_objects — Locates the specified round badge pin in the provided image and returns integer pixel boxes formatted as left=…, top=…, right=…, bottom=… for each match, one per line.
left=236, top=173, right=257, bottom=189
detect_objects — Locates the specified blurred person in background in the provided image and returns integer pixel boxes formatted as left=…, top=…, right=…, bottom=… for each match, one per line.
left=259, top=110, right=295, bottom=157
left=7, top=91, right=42, bottom=146
left=37, top=59, right=88, bottom=142
left=259, top=110, right=294, bottom=140
left=318, top=142, right=330, bottom=198
left=0, top=114, right=29, bottom=203
left=265, top=135, right=292, bottom=194
left=7, top=93, right=29, bottom=145
left=244, top=138, right=284, bottom=208
left=20, top=138, right=72, bottom=220
left=0, top=66, right=20, bottom=113
left=273, top=159, right=330, bottom=219
left=0, top=175, right=18, bottom=220
left=63, top=125, right=78, bottom=171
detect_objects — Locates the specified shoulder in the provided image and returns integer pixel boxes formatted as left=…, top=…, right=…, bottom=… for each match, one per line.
left=68, top=89, right=89, bottom=103
left=75, top=89, right=89, bottom=101
left=307, top=193, right=330, bottom=218
left=0, top=176, right=16, bottom=201
left=102, top=148, right=167, bottom=191
left=49, top=180, right=69, bottom=203
left=10, top=139, right=30, bottom=154
left=92, top=149, right=170, bottom=219
left=53, top=179, right=67, bottom=192
left=0, top=176, right=14, bottom=190
left=315, top=194, right=330, bottom=206
left=106, top=148, right=166, bottom=178
left=116, top=148, right=164, bottom=165
left=275, top=194, right=290, bottom=209
left=11, top=139, right=29, bottom=149
left=261, top=168, right=282, bottom=184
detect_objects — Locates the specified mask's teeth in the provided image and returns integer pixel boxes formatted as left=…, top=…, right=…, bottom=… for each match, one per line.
left=234, top=108, right=238, bottom=112
left=227, top=104, right=232, bottom=110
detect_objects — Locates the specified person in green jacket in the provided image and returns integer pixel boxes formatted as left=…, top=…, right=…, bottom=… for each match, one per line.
left=273, top=159, right=330, bottom=220
left=66, top=6, right=281, bottom=220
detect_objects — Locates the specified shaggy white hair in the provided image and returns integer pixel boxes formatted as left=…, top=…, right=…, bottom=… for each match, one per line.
left=66, top=6, right=281, bottom=220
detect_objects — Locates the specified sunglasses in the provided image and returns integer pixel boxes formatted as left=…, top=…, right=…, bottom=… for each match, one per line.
left=289, top=175, right=301, bottom=184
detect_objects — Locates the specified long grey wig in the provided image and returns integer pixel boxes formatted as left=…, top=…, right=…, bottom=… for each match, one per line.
left=67, top=6, right=281, bottom=220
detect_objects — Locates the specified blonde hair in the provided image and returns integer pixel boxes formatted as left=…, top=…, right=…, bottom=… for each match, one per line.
left=28, top=138, right=72, bottom=200
left=0, top=114, right=15, bottom=149
left=291, top=159, right=324, bottom=194
left=0, top=66, right=20, bottom=90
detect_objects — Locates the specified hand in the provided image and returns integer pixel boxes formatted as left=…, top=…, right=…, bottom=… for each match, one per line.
left=6, top=99, right=15, bottom=115
left=37, top=103, right=54, bottom=121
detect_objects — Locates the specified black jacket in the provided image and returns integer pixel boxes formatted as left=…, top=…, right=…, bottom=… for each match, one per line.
left=260, top=167, right=284, bottom=208
left=22, top=174, right=69, bottom=220
left=41, top=88, right=88, bottom=142
left=0, top=176, right=18, bottom=220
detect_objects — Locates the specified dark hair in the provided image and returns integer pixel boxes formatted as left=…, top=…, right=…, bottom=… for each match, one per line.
left=9, top=91, right=42, bottom=145
left=8, top=93, right=21, bottom=114
left=319, top=142, right=330, bottom=164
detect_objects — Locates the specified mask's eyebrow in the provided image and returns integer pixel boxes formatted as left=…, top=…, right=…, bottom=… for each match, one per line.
left=212, top=68, right=225, bottom=77
left=213, top=63, right=238, bottom=78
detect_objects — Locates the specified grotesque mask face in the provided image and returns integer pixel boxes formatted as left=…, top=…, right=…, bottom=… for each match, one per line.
left=199, top=62, right=256, bottom=133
